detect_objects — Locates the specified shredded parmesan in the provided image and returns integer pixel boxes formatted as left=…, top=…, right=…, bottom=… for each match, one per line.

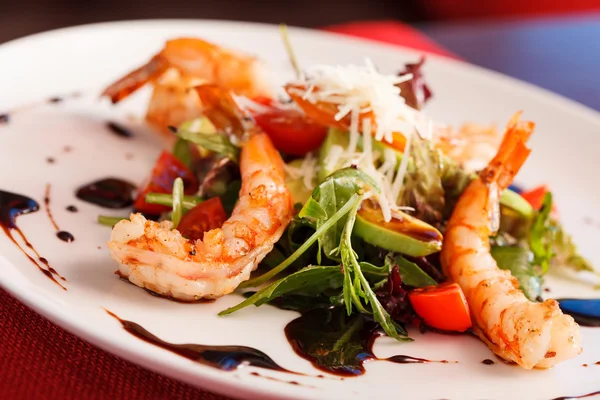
left=291, top=60, right=437, bottom=221
left=301, top=152, right=318, bottom=190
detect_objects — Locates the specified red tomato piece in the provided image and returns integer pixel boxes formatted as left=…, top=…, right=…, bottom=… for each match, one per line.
left=521, top=185, right=558, bottom=217
left=253, top=108, right=328, bottom=156
left=177, top=197, right=227, bottom=241
left=133, top=151, right=199, bottom=215
left=251, top=96, right=274, bottom=107
left=408, top=282, right=472, bottom=332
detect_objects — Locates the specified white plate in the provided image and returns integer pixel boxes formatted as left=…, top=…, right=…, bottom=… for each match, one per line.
left=1, top=20, right=599, bottom=400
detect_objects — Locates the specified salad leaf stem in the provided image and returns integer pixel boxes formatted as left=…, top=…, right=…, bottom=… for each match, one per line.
left=98, top=215, right=127, bottom=226
left=530, top=192, right=554, bottom=273
left=240, top=193, right=363, bottom=288
left=171, top=177, right=184, bottom=228
left=279, top=24, right=302, bottom=79
left=145, top=193, right=203, bottom=210
left=339, top=194, right=409, bottom=341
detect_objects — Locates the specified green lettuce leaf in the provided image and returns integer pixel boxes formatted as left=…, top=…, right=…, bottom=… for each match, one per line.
left=490, top=246, right=542, bottom=301
left=219, top=265, right=343, bottom=315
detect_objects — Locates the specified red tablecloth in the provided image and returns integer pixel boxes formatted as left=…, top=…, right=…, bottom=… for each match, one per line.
left=0, top=21, right=450, bottom=400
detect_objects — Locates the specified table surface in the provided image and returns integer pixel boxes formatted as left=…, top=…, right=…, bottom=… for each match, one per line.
left=420, top=13, right=600, bottom=111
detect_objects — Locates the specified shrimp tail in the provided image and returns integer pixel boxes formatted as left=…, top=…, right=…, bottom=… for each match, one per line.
left=480, top=112, right=534, bottom=191
left=102, top=55, right=170, bottom=104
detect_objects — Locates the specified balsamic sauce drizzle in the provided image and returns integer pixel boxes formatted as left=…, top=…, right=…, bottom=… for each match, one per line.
left=105, top=309, right=294, bottom=374
left=43, top=184, right=74, bottom=243
left=551, top=390, right=600, bottom=400
left=284, top=308, right=455, bottom=376
left=75, top=178, right=136, bottom=209
left=0, top=190, right=66, bottom=289
left=106, top=121, right=134, bottom=138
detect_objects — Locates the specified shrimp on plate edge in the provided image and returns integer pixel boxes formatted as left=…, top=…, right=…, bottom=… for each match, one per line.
left=440, top=112, right=582, bottom=369
left=101, top=37, right=272, bottom=135
left=107, top=129, right=293, bottom=301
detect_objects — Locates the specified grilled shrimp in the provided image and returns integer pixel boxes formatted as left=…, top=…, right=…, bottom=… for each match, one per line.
left=107, top=132, right=293, bottom=300
left=102, top=38, right=272, bottom=133
left=440, top=113, right=582, bottom=369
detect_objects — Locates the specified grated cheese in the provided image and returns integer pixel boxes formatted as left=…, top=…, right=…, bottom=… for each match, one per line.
left=291, top=59, right=437, bottom=221
left=300, top=152, right=318, bottom=190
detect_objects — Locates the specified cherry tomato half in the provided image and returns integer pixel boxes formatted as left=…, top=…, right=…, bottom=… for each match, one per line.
left=133, top=151, right=199, bottom=215
left=521, top=185, right=558, bottom=218
left=177, top=197, right=227, bottom=241
left=254, top=108, right=328, bottom=156
left=408, top=282, right=472, bottom=332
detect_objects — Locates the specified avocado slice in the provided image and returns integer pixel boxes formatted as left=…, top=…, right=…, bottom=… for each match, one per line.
left=354, top=202, right=443, bottom=257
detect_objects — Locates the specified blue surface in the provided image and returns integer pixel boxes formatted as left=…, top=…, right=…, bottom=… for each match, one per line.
left=558, top=298, right=600, bottom=318
left=420, top=14, right=600, bottom=111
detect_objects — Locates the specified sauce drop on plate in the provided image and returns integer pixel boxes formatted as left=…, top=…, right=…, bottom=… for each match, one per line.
left=75, top=178, right=136, bottom=209
left=106, top=121, right=134, bottom=138
left=0, top=190, right=66, bottom=289
left=284, top=307, right=453, bottom=376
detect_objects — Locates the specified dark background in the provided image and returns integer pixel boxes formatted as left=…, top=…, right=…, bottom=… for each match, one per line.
left=3, top=0, right=600, bottom=44
left=0, top=0, right=425, bottom=43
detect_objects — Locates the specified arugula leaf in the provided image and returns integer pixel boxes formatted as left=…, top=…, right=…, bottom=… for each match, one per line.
left=174, top=117, right=239, bottom=162
left=219, top=265, right=343, bottom=315
left=491, top=246, right=542, bottom=301
left=339, top=194, right=409, bottom=341
left=245, top=293, right=334, bottom=313
left=392, top=254, right=437, bottom=288
left=299, top=167, right=381, bottom=262
left=359, top=261, right=390, bottom=281
left=530, top=192, right=555, bottom=273
left=240, top=193, right=363, bottom=288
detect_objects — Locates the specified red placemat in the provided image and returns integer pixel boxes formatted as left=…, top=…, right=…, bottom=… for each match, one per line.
left=0, top=21, right=450, bottom=400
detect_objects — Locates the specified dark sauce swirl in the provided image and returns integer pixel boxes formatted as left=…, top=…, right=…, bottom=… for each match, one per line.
left=0, top=190, right=66, bottom=289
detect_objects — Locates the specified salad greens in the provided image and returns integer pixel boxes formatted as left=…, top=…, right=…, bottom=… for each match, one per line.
left=491, top=246, right=540, bottom=300
left=99, top=52, right=596, bottom=353
left=172, top=117, right=239, bottom=162
left=144, top=193, right=203, bottom=210
left=220, top=265, right=343, bottom=315
left=97, top=215, right=127, bottom=226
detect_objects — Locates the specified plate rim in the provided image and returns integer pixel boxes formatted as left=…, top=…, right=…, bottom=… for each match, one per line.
left=1, top=18, right=600, bottom=400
